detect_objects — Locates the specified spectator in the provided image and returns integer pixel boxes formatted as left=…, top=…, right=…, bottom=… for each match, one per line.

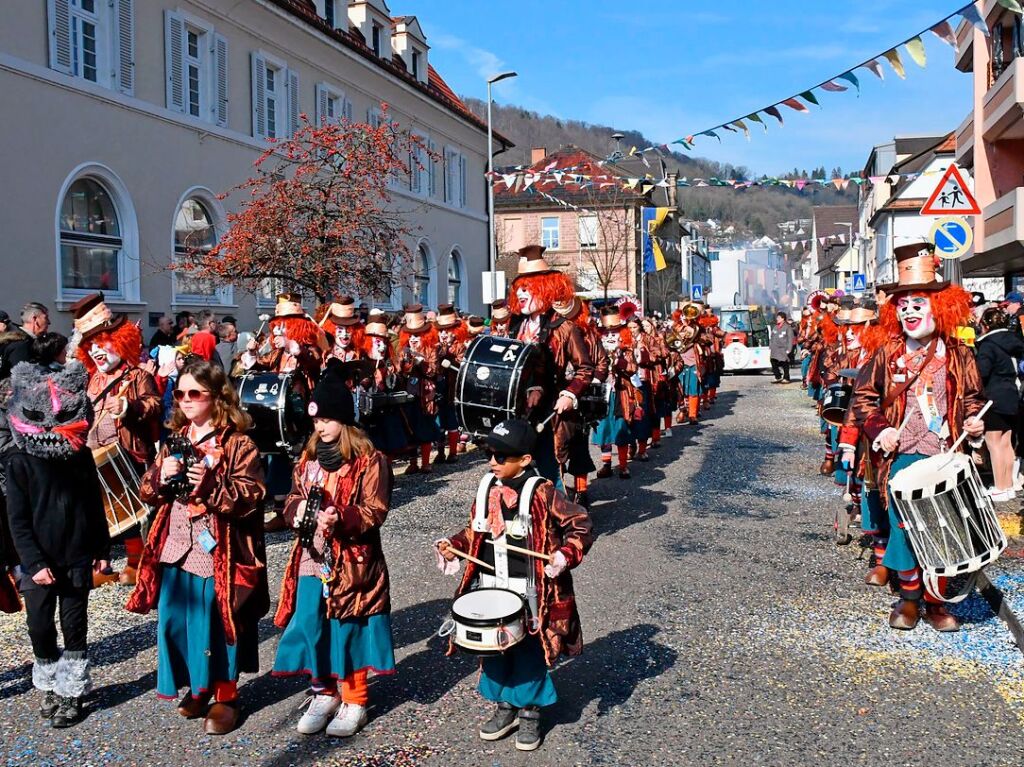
left=0, top=311, right=10, bottom=334
left=29, top=332, right=69, bottom=370
left=174, top=311, right=194, bottom=341
left=768, top=310, right=794, bottom=383
left=1000, top=291, right=1024, bottom=336
left=975, top=306, right=1024, bottom=501
left=148, top=315, right=177, bottom=349
left=1, top=302, right=49, bottom=380
left=215, top=321, right=238, bottom=375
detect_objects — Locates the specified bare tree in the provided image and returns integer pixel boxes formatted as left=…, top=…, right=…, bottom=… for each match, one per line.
left=576, top=184, right=639, bottom=301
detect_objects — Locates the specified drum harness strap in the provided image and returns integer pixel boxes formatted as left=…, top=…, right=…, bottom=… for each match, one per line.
left=472, top=472, right=544, bottom=626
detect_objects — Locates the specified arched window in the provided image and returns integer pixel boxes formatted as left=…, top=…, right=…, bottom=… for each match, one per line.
left=173, top=197, right=220, bottom=300
left=59, top=178, right=122, bottom=293
left=447, top=249, right=463, bottom=308
left=414, top=244, right=431, bottom=306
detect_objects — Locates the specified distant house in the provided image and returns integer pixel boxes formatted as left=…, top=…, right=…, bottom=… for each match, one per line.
left=810, top=205, right=858, bottom=291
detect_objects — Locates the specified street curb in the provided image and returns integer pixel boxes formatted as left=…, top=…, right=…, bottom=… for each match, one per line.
left=978, top=571, right=1024, bottom=655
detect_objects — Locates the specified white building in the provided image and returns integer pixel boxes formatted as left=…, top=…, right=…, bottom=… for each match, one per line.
left=708, top=244, right=788, bottom=309
left=0, top=0, right=505, bottom=335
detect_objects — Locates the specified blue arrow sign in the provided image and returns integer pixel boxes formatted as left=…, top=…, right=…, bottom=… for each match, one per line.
left=932, top=218, right=972, bottom=258
left=691, top=284, right=703, bottom=301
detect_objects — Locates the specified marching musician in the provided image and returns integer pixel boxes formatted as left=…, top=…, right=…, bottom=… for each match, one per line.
left=435, top=304, right=468, bottom=464
left=321, top=296, right=365, bottom=364
left=592, top=307, right=639, bottom=480
left=127, top=360, right=267, bottom=735
left=72, top=293, right=161, bottom=586
left=625, top=315, right=653, bottom=460
left=490, top=299, right=511, bottom=338
left=397, top=304, right=442, bottom=474
left=362, top=313, right=409, bottom=462
left=272, top=359, right=395, bottom=738
left=848, top=243, right=986, bottom=632
left=507, top=245, right=595, bottom=486
left=698, top=303, right=724, bottom=408
left=435, top=418, right=592, bottom=753
left=672, top=306, right=703, bottom=427
left=640, top=315, right=670, bottom=446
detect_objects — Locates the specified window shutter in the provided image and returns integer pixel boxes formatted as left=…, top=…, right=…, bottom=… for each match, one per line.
left=459, top=154, right=467, bottom=208
left=165, top=10, right=185, bottom=112
left=315, top=82, right=328, bottom=125
left=214, top=34, right=229, bottom=127
left=251, top=52, right=266, bottom=138
left=47, top=0, right=73, bottom=75
left=427, top=139, right=437, bottom=197
left=444, top=148, right=454, bottom=204
left=115, top=0, right=135, bottom=95
left=342, top=97, right=353, bottom=121
left=288, top=69, right=300, bottom=136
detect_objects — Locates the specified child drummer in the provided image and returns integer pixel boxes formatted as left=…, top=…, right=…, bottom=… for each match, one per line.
left=435, top=418, right=592, bottom=752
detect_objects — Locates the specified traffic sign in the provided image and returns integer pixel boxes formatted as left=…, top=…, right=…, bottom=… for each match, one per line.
left=691, top=284, right=704, bottom=301
left=852, top=273, right=867, bottom=292
left=929, top=216, right=973, bottom=259
left=844, top=278, right=853, bottom=293
left=920, top=164, right=981, bottom=216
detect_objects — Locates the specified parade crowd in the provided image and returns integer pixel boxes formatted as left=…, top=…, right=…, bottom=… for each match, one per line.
left=798, top=241, right=1023, bottom=634
left=0, top=244, right=729, bottom=752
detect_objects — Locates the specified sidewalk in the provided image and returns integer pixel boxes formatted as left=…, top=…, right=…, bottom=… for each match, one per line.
left=982, top=505, right=1024, bottom=654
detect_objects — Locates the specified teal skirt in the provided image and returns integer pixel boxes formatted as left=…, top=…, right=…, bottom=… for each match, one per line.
left=681, top=365, right=700, bottom=397
left=593, top=387, right=631, bottom=447
left=272, top=576, right=396, bottom=684
left=479, top=635, right=557, bottom=708
left=156, top=565, right=258, bottom=699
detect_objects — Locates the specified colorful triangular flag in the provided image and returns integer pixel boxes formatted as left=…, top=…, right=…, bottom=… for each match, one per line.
left=781, top=97, right=809, bottom=113
left=930, top=20, right=957, bottom=48
left=764, top=105, right=784, bottom=124
left=838, top=71, right=860, bottom=93
left=905, top=36, right=927, bottom=68
left=865, top=59, right=885, bottom=80
left=800, top=90, right=820, bottom=106
left=883, top=49, right=906, bottom=78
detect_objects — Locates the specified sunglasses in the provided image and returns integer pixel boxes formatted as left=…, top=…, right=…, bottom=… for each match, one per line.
left=485, top=450, right=522, bottom=465
left=173, top=388, right=212, bottom=402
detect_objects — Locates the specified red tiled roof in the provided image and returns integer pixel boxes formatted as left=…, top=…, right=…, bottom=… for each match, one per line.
left=266, top=0, right=509, bottom=145
left=495, top=146, right=647, bottom=207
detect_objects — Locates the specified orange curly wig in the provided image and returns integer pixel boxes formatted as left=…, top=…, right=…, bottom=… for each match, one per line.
left=820, top=314, right=839, bottom=346
left=508, top=272, right=575, bottom=315
left=77, top=322, right=142, bottom=374
left=269, top=315, right=323, bottom=349
left=399, top=324, right=439, bottom=351
left=437, top=319, right=469, bottom=346
left=323, top=319, right=365, bottom=356
left=880, top=285, right=971, bottom=340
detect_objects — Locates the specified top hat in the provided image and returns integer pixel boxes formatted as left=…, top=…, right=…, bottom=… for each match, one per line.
left=883, top=243, right=945, bottom=293
left=402, top=303, right=429, bottom=335
left=835, top=295, right=857, bottom=325
left=275, top=293, right=306, bottom=318
left=491, top=299, right=510, bottom=322
left=552, top=296, right=582, bottom=320
left=516, top=245, right=555, bottom=276
left=325, top=296, right=361, bottom=327
left=365, top=310, right=389, bottom=339
left=848, top=299, right=878, bottom=324
left=435, top=303, right=459, bottom=329
left=467, top=315, right=485, bottom=335
left=599, top=305, right=624, bottom=332
left=70, top=292, right=126, bottom=342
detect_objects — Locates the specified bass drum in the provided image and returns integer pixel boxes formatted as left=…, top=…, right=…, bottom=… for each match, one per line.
left=455, top=336, right=547, bottom=438
left=235, top=372, right=312, bottom=455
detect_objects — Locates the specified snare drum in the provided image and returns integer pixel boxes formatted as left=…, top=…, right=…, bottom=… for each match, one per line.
left=455, top=337, right=546, bottom=437
left=235, top=372, right=312, bottom=455
left=820, top=383, right=853, bottom=426
left=92, top=443, right=148, bottom=537
left=578, top=381, right=609, bottom=424
left=449, top=588, right=527, bottom=655
left=890, top=452, right=1007, bottom=600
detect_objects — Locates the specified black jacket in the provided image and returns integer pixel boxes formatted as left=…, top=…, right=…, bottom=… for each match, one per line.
left=975, top=328, right=1024, bottom=415
left=0, top=329, right=31, bottom=381
left=4, top=448, right=110, bottom=575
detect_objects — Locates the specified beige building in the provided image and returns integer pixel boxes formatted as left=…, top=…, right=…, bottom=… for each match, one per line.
left=0, top=0, right=505, bottom=336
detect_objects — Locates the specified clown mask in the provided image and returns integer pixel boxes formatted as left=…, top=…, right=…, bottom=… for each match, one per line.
left=845, top=327, right=861, bottom=351
left=272, top=325, right=287, bottom=349
left=516, top=286, right=543, bottom=316
left=601, top=333, right=621, bottom=353
left=439, top=329, right=455, bottom=347
left=334, top=326, right=352, bottom=352
left=369, top=337, right=388, bottom=361
left=89, top=343, right=123, bottom=374
left=895, top=295, right=936, bottom=340
left=407, top=334, right=423, bottom=352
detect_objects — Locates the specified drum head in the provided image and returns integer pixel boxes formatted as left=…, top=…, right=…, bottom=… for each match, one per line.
left=456, top=338, right=546, bottom=437
left=890, top=453, right=971, bottom=500
left=452, top=588, right=526, bottom=625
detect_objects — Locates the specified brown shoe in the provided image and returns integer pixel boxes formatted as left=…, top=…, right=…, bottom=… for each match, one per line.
left=92, top=568, right=120, bottom=588
left=204, top=701, right=240, bottom=735
left=177, top=690, right=211, bottom=719
left=264, top=514, right=288, bottom=533
left=864, top=565, right=890, bottom=587
left=595, top=464, right=613, bottom=479
left=924, top=604, right=961, bottom=633
left=819, top=459, right=835, bottom=475
left=888, top=599, right=921, bottom=630
left=117, top=566, right=138, bottom=586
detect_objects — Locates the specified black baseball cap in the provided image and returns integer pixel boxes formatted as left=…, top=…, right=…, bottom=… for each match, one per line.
left=970, top=292, right=987, bottom=307
left=485, top=418, right=537, bottom=457
left=0, top=311, right=9, bottom=323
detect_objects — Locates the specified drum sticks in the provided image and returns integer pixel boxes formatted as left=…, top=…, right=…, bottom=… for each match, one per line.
left=484, top=539, right=552, bottom=562
left=447, top=547, right=494, bottom=571
left=948, top=400, right=992, bottom=454
left=535, top=412, right=557, bottom=433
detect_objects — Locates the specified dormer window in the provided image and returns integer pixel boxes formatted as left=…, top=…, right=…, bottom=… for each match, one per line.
left=371, top=24, right=382, bottom=56
left=411, top=49, right=421, bottom=79
left=324, top=0, right=335, bottom=28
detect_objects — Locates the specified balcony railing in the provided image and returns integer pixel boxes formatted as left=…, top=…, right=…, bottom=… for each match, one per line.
left=983, top=57, right=1024, bottom=142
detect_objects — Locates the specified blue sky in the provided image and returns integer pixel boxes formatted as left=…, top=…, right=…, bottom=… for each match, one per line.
left=413, top=0, right=974, bottom=176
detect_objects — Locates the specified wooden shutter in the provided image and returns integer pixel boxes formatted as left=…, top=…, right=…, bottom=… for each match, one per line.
left=115, top=0, right=134, bottom=95
left=47, top=0, right=73, bottom=75
left=164, top=11, right=185, bottom=112
left=315, top=82, right=328, bottom=125
left=250, top=52, right=266, bottom=138
left=444, top=148, right=455, bottom=204
left=288, top=69, right=300, bottom=136
left=342, top=97, right=353, bottom=121
left=427, top=139, right=437, bottom=197
left=214, top=34, right=229, bottom=127
left=459, top=154, right=467, bottom=208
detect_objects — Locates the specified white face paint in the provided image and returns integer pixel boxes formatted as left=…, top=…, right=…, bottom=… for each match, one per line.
left=89, top=343, right=122, bottom=374
left=369, top=337, right=387, bottom=361
left=408, top=334, right=422, bottom=352
left=845, top=327, right=861, bottom=350
left=601, top=333, right=621, bottom=353
left=896, top=295, right=936, bottom=340
left=439, top=329, right=455, bottom=346
left=516, top=286, right=542, bottom=316
left=272, top=325, right=286, bottom=349
left=334, top=326, right=352, bottom=350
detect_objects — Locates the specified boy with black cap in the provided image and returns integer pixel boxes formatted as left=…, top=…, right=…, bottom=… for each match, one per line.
left=435, top=418, right=592, bottom=752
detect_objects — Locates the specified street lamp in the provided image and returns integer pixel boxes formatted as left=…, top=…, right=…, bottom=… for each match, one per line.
left=486, top=70, right=517, bottom=308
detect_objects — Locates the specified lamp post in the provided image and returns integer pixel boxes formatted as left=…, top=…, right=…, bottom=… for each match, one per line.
left=486, top=70, right=517, bottom=308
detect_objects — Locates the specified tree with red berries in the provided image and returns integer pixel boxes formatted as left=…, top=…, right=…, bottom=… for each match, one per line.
left=178, top=105, right=428, bottom=304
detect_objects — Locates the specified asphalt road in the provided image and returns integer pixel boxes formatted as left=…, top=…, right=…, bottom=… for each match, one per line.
left=2, top=374, right=1023, bottom=767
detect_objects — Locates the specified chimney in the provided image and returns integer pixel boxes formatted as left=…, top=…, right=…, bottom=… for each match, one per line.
left=531, top=147, right=547, bottom=164
left=667, top=172, right=678, bottom=209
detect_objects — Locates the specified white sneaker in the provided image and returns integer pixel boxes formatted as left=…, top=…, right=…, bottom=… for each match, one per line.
left=987, top=487, right=1017, bottom=503
left=297, top=694, right=342, bottom=735
left=326, top=703, right=368, bottom=737
left=663, top=428, right=673, bottom=438
left=1014, top=473, right=1024, bottom=492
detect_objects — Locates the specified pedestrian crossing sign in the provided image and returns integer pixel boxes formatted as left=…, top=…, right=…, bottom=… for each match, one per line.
left=852, top=273, right=866, bottom=292
left=691, top=284, right=703, bottom=301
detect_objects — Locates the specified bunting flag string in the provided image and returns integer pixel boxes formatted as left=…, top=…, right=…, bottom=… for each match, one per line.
left=667, top=3, right=1011, bottom=152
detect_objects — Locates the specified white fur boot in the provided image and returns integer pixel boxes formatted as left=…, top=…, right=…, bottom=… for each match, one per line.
left=32, top=656, right=59, bottom=692
left=54, top=651, right=91, bottom=698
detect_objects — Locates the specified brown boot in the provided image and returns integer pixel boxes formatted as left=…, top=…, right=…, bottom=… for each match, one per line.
left=595, top=464, right=613, bottom=479
left=118, top=566, right=138, bottom=586
left=177, top=690, right=211, bottom=719
left=888, top=599, right=921, bottom=630
left=204, top=701, right=240, bottom=735
left=819, top=458, right=835, bottom=475
left=923, top=604, right=961, bottom=633
left=864, top=565, right=889, bottom=587
left=92, top=568, right=119, bottom=588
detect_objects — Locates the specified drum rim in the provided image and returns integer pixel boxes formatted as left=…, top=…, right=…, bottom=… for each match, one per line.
left=456, top=337, right=540, bottom=436
left=890, top=452, right=972, bottom=499
left=451, top=587, right=526, bottom=626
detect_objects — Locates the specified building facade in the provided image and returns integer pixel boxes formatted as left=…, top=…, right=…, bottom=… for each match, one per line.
left=0, top=0, right=502, bottom=334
